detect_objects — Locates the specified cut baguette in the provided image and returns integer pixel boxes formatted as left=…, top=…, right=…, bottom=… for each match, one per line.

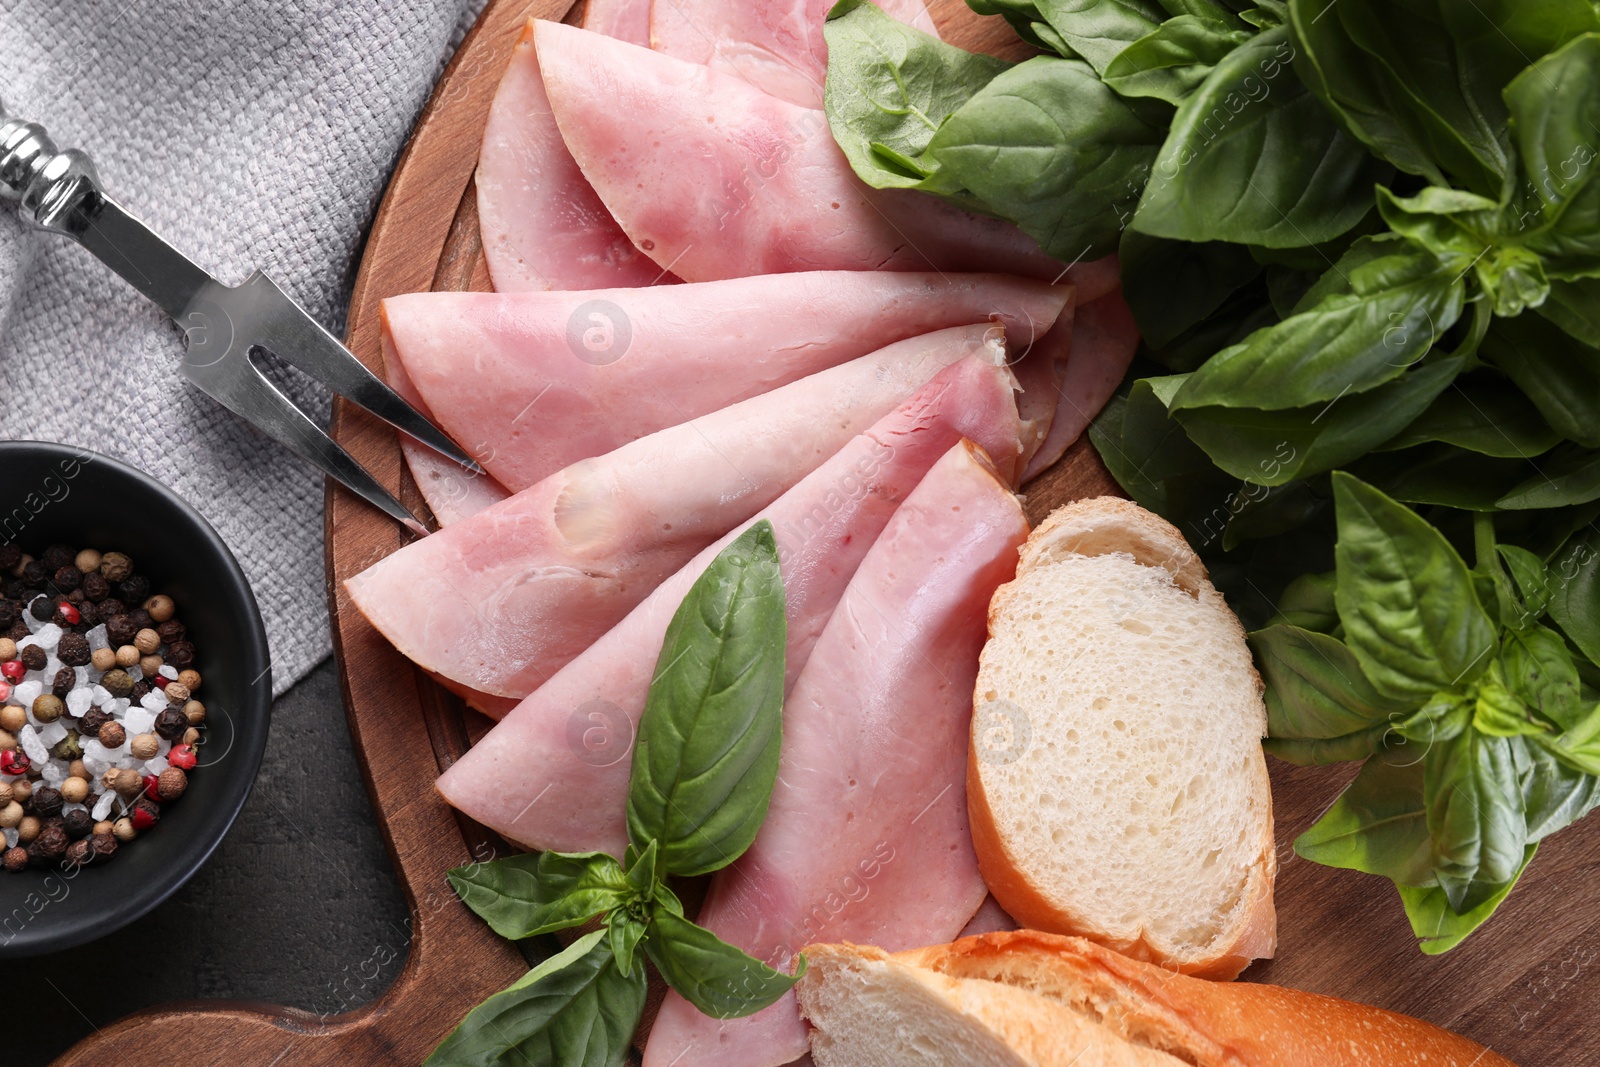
left=969, top=497, right=1275, bottom=978
left=799, top=933, right=1517, bottom=1067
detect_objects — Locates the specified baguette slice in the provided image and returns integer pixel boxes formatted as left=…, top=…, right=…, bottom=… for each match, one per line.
left=969, top=498, right=1275, bottom=978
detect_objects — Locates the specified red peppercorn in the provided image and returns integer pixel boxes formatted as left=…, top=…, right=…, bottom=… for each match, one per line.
left=0, top=750, right=29, bottom=776
left=153, top=675, right=169, bottom=689
left=167, top=744, right=198, bottom=770
left=0, top=660, right=21, bottom=684
left=56, top=602, right=80, bottom=626
left=0, top=682, right=9, bottom=703
left=130, top=805, right=158, bottom=831
left=142, top=774, right=161, bottom=801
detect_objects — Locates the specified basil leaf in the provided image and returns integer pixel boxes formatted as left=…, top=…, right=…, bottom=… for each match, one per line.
left=1269, top=570, right=1338, bottom=632
left=1375, top=186, right=1550, bottom=316
left=1175, top=357, right=1462, bottom=485
left=1548, top=529, right=1600, bottom=665
left=1425, top=730, right=1527, bottom=912
left=1502, top=625, right=1584, bottom=729
left=1171, top=245, right=1465, bottom=411
left=644, top=908, right=805, bottom=1019
left=1102, top=15, right=1252, bottom=104
left=1472, top=663, right=1549, bottom=738
left=425, top=931, right=644, bottom=1067
left=967, top=0, right=1077, bottom=56
left=1515, top=735, right=1600, bottom=842
left=1352, top=444, right=1534, bottom=512
left=927, top=56, right=1168, bottom=259
left=1222, top=480, right=1322, bottom=551
left=1391, top=690, right=1474, bottom=746
left=1293, top=748, right=1435, bottom=885
left=1332, top=473, right=1496, bottom=699
left=606, top=912, right=648, bottom=979
left=447, top=852, right=631, bottom=941
left=1120, top=231, right=1262, bottom=349
left=1540, top=701, right=1600, bottom=776
left=1253, top=624, right=1413, bottom=756
left=1507, top=34, right=1600, bottom=275
left=1498, top=545, right=1551, bottom=624
left=1026, top=0, right=1169, bottom=74
left=1539, top=276, right=1600, bottom=348
left=1398, top=843, right=1535, bottom=955
left=823, top=0, right=1010, bottom=193
left=1132, top=26, right=1388, bottom=248
left=1496, top=444, right=1600, bottom=512
left=1479, top=312, right=1600, bottom=449
left=627, top=521, right=787, bottom=877
left=1378, top=373, right=1559, bottom=459
left=623, top=839, right=661, bottom=896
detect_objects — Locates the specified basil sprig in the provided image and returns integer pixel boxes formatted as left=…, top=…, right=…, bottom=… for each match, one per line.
left=427, top=522, right=802, bottom=1066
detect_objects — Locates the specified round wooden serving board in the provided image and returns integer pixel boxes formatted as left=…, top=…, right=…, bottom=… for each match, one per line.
left=58, top=1, right=1600, bottom=1063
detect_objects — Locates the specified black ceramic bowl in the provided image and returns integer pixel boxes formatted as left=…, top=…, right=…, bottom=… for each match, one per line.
left=0, top=441, right=271, bottom=957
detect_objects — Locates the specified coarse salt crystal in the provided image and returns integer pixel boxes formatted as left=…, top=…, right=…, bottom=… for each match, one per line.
left=66, top=689, right=92, bottom=717
left=92, top=685, right=113, bottom=705
left=92, top=791, right=116, bottom=820
left=18, top=725, right=48, bottom=765
left=140, top=691, right=168, bottom=712
left=82, top=740, right=113, bottom=763
left=86, top=624, right=109, bottom=651
left=85, top=755, right=111, bottom=777
left=12, top=681, right=41, bottom=709
left=159, top=665, right=178, bottom=680
left=144, top=756, right=169, bottom=776
left=122, top=708, right=155, bottom=735
left=74, top=666, right=88, bottom=688
left=41, top=761, right=66, bottom=785
left=38, top=721, right=68, bottom=747
left=2, top=828, right=15, bottom=849
left=117, top=755, right=141, bottom=770
left=126, top=665, right=143, bottom=683
left=33, top=624, right=62, bottom=651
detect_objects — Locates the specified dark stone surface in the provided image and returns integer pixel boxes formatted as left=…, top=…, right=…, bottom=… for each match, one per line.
left=12, top=659, right=410, bottom=1066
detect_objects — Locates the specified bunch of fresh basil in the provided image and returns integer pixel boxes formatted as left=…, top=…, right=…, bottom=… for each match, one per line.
left=427, top=522, right=803, bottom=1066
left=825, top=0, right=1600, bottom=949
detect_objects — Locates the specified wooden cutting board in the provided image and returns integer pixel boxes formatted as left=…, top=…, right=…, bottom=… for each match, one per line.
left=56, top=1, right=1600, bottom=1063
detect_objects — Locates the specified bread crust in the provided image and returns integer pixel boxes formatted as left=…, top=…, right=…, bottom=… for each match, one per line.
left=969, top=497, right=1277, bottom=980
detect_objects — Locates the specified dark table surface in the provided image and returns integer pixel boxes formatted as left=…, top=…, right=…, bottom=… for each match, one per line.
left=13, top=658, right=410, bottom=1066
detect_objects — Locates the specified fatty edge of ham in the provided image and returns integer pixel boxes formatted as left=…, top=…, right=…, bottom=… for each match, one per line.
left=382, top=271, right=1071, bottom=493
left=435, top=356, right=1025, bottom=853
left=643, top=440, right=1031, bottom=1067
left=347, top=324, right=1003, bottom=701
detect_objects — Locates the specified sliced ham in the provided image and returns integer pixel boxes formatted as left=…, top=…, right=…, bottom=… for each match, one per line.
left=382, top=272, right=1071, bottom=493
left=642, top=441, right=1030, bottom=1067
left=435, top=356, right=1025, bottom=853
left=580, top=0, right=650, bottom=42
left=651, top=0, right=939, bottom=108
left=348, top=325, right=1005, bottom=701
left=535, top=21, right=1119, bottom=295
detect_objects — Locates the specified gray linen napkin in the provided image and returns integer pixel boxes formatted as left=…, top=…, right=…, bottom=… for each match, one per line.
left=0, top=0, right=485, bottom=694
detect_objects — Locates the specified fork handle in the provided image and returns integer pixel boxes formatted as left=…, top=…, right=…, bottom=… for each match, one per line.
left=0, top=96, right=103, bottom=238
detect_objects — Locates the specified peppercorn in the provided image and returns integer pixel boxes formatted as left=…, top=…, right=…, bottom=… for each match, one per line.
left=157, top=767, right=187, bottom=801
left=154, top=707, right=188, bottom=741
left=168, top=743, right=199, bottom=770
left=131, top=680, right=152, bottom=703
left=29, top=596, right=54, bottom=622
left=54, top=632, right=90, bottom=670
left=27, top=785, right=62, bottom=819
left=0, top=801, right=21, bottom=828
left=90, top=647, right=115, bottom=672
left=158, top=620, right=186, bottom=646
left=76, top=706, right=109, bottom=738
left=52, top=602, right=81, bottom=628
left=105, top=615, right=138, bottom=647
left=51, top=667, right=76, bottom=699
left=90, top=831, right=118, bottom=861
left=0, top=782, right=10, bottom=805
left=19, top=644, right=46, bottom=672
left=181, top=727, right=200, bottom=747
left=80, top=571, right=110, bottom=602
left=166, top=640, right=196, bottom=669
left=63, top=839, right=92, bottom=866
left=131, top=797, right=159, bottom=830
left=99, top=597, right=127, bottom=618
left=10, top=779, right=30, bottom=801
left=106, top=768, right=141, bottom=797
left=32, top=694, right=64, bottom=724
left=0, top=750, right=29, bottom=777
left=114, top=645, right=139, bottom=668
left=118, top=575, right=151, bottom=604
left=76, top=601, right=98, bottom=628
left=0, top=603, right=16, bottom=632
left=92, top=819, right=111, bottom=835
left=0, top=639, right=18, bottom=664
left=0, top=705, right=23, bottom=733
left=51, top=731, right=82, bottom=761
left=99, top=552, right=133, bottom=582
left=67, top=587, right=85, bottom=603
left=139, top=595, right=174, bottom=624
left=133, top=628, right=160, bottom=656
left=22, top=559, right=47, bottom=586
left=69, top=761, right=89, bottom=781
left=111, top=817, right=136, bottom=842
left=60, top=776, right=88, bottom=805
left=129, top=733, right=159, bottom=761
left=163, top=682, right=191, bottom=706
left=2, top=846, right=26, bottom=872
left=100, top=669, right=134, bottom=698
left=41, top=545, right=73, bottom=572
left=3, top=622, right=26, bottom=642
left=98, top=721, right=127, bottom=749
left=29, top=824, right=67, bottom=861
left=183, top=700, right=206, bottom=726
left=16, top=815, right=39, bottom=843
left=62, top=809, right=92, bottom=839
left=176, top=669, right=201, bottom=693
left=0, top=731, right=13, bottom=752
left=52, top=565, right=81, bottom=593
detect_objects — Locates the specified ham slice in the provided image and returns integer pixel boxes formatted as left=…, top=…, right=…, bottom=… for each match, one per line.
left=581, top=0, right=650, bottom=42
left=651, top=0, right=939, bottom=108
left=382, top=272, right=1071, bottom=493
left=535, top=21, right=1119, bottom=294
left=642, top=441, right=1029, bottom=1067
left=435, top=356, right=1026, bottom=853
left=348, top=325, right=1004, bottom=701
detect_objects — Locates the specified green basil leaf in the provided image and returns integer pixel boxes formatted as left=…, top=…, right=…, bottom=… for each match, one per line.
left=644, top=908, right=805, bottom=1019
left=1351, top=444, right=1535, bottom=512
left=823, top=0, right=1010, bottom=193
left=425, top=931, right=644, bottom=1067
left=1175, top=357, right=1462, bottom=485
left=1377, top=373, right=1559, bottom=459
left=1332, top=472, right=1496, bottom=699
left=1539, top=700, right=1600, bottom=776
left=606, top=912, right=648, bottom=979
left=1171, top=246, right=1465, bottom=411
left=1502, top=625, right=1584, bottom=728
left=1102, top=15, right=1252, bottom=104
left=1391, top=690, right=1474, bottom=746
left=1514, top=735, right=1600, bottom=842
left=447, top=852, right=631, bottom=941
left=1425, top=730, right=1527, bottom=912
left=623, top=839, right=661, bottom=897
left=967, top=1, right=1077, bottom=55
left=1473, top=663, right=1550, bottom=738
left=1398, top=843, right=1535, bottom=955
left=1548, top=529, right=1600, bottom=665
left=927, top=56, right=1168, bottom=260
left=1496, top=444, right=1600, bottom=511
left=1222, top=480, right=1323, bottom=551
left=1253, top=624, right=1413, bottom=749
left=1028, top=0, right=1170, bottom=73
left=1264, top=724, right=1392, bottom=766
left=626, top=521, right=787, bottom=878
left=1147, top=282, right=1279, bottom=372
left=1539, top=276, right=1600, bottom=348
left=1156, top=0, right=1248, bottom=23
left=1498, top=545, right=1552, bottom=624
left=1132, top=26, right=1389, bottom=248
left=1269, top=570, right=1339, bottom=632
left=1374, top=187, right=1550, bottom=316
left=1507, top=34, right=1600, bottom=274
left=1294, top=747, right=1435, bottom=885
left=1480, top=312, right=1600, bottom=450
left=1120, top=231, right=1262, bottom=349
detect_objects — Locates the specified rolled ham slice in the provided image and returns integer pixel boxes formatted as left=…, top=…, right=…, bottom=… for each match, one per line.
left=382, top=272, right=1071, bottom=493
left=581, top=0, right=650, bottom=42
left=535, top=21, right=1118, bottom=295
left=643, top=441, right=1030, bottom=1067
left=435, top=356, right=1025, bottom=853
left=651, top=0, right=939, bottom=108
left=348, top=324, right=1004, bottom=701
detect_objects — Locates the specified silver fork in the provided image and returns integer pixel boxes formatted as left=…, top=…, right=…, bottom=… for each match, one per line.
left=0, top=97, right=479, bottom=534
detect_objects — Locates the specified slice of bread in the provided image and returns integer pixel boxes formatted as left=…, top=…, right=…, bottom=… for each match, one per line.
left=798, top=942, right=1185, bottom=1067
left=800, top=934, right=1517, bottom=1067
left=968, top=497, right=1275, bottom=978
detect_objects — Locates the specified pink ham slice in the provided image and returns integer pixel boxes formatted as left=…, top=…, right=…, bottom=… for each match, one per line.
left=651, top=0, right=939, bottom=108
left=642, top=441, right=1030, bottom=1067
left=347, top=324, right=1005, bottom=701
left=535, top=20, right=1118, bottom=295
left=476, top=19, right=667, bottom=293
left=382, top=272, right=1070, bottom=493
left=580, top=0, right=650, bottom=42
left=435, top=356, right=1025, bottom=853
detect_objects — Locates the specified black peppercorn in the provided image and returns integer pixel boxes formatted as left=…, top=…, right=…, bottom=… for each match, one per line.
left=51, top=666, right=76, bottom=699
left=51, top=604, right=78, bottom=629
left=22, top=560, right=47, bottom=586
left=155, top=707, right=188, bottom=741
left=157, top=620, right=186, bottom=645
left=128, top=609, right=154, bottom=632
left=0, top=545, right=18, bottom=573
left=27, top=786, right=63, bottom=819
left=1, top=846, right=26, bottom=872
left=80, top=572, right=110, bottom=602
left=99, top=597, right=126, bottom=618
left=19, top=644, right=46, bottom=672
left=130, top=680, right=152, bottom=703
left=100, top=670, right=134, bottom=699
left=66, top=588, right=85, bottom=604
left=62, top=808, right=92, bottom=839
left=29, top=596, right=54, bottom=622
left=118, top=575, right=151, bottom=604
left=77, top=706, right=110, bottom=737
left=166, top=640, right=197, bottom=669
left=41, top=545, right=74, bottom=573
left=0, top=579, right=21, bottom=600
left=63, top=839, right=92, bottom=867
left=51, top=566, right=80, bottom=593
left=106, top=615, right=138, bottom=646
left=0, top=599, right=17, bottom=630
left=28, top=824, right=68, bottom=862
left=90, top=831, right=118, bottom=861
left=4, top=622, right=29, bottom=642
left=57, top=632, right=91, bottom=668
left=76, top=601, right=99, bottom=629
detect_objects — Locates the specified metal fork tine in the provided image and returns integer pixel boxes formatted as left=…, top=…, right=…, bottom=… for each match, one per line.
left=222, top=273, right=484, bottom=474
